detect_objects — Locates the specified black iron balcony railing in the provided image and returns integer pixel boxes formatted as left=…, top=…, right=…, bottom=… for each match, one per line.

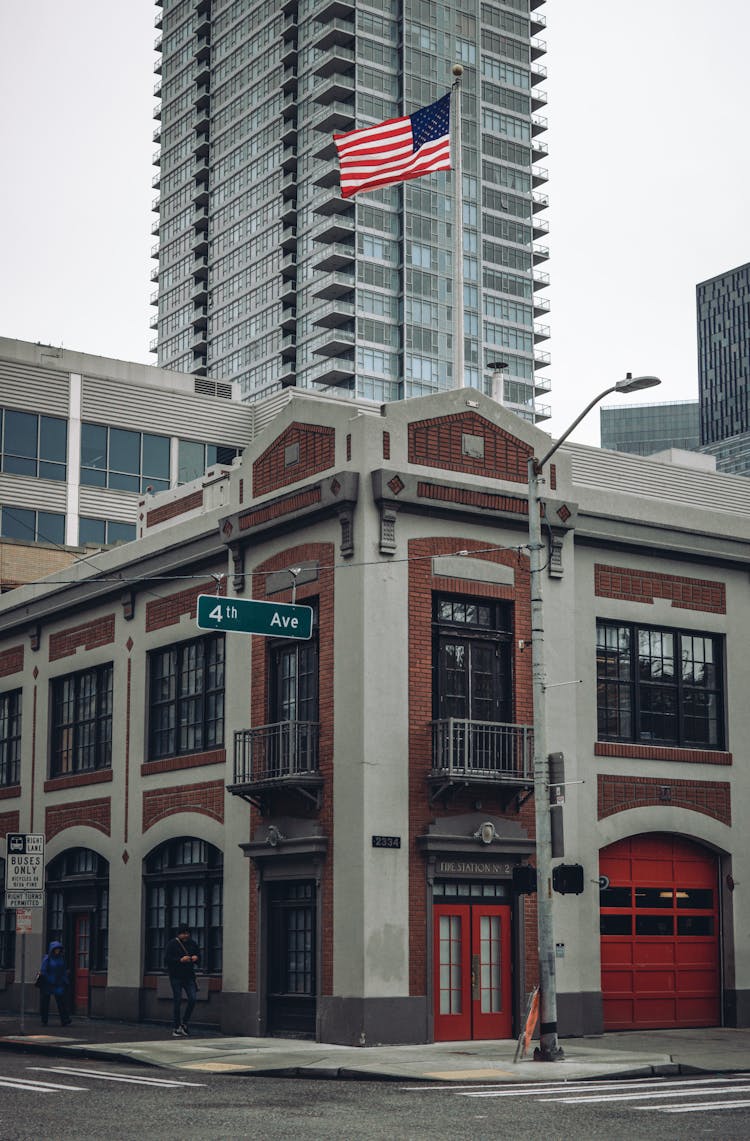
left=430, top=719, right=534, bottom=783
left=234, top=721, right=319, bottom=785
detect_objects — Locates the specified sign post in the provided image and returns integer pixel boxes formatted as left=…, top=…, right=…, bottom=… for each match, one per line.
left=5, top=833, right=45, bottom=1035
left=196, top=594, right=313, bottom=639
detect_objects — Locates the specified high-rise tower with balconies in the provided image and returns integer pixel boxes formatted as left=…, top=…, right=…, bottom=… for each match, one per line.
left=151, top=0, right=549, bottom=420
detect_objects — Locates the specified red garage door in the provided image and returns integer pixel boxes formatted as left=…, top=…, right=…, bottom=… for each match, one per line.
left=600, top=835, right=720, bottom=1030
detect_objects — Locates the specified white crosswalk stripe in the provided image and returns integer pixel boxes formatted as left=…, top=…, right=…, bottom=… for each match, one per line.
left=29, top=1065, right=205, bottom=1087
left=403, top=1075, right=750, bottom=1117
left=0, top=1066, right=206, bottom=1095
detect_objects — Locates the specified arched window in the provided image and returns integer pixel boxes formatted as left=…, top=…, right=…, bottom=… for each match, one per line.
left=144, top=838, right=223, bottom=974
left=45, top=847, right=109, bottom=971
left=0, top=859, right=15, bottom=969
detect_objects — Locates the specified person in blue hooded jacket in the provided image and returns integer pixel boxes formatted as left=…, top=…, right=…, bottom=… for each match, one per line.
left=38, top=940, right=72, bottom=1027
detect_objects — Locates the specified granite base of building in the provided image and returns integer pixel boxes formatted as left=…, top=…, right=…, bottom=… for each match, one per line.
left=318, top=996, right=428, bottom=1046
left=557, top=991, right=604, bottom=1038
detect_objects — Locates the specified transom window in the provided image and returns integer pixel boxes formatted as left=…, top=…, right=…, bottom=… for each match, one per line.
left=148, top=634, right=225, bottom=759
left=0, top=689, right=21, bottom=786
left=144, top=838, right=223, bottom=974
left=0, top=407, right=67, bottom=481
left=596, top=620, right=724, bottom=748
left=51, top=664, right=113, bottom=776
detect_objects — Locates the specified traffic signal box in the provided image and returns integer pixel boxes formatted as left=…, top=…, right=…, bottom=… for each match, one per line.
left=552, top=863, right=585, bottom=895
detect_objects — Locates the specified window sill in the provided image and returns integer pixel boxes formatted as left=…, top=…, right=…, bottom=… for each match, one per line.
left=0, top=784, right=21, bottom=800
left=141, top=748, right=226, bottom=776
left=44, top=769, right=113, bottom=792
left=595, top=741, right=732, bottom=765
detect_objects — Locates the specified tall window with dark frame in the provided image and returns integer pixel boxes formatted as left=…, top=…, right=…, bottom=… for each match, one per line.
left=144, top=838, right=223, bottom=974
left=432, top=595, right=515, bottom=774
left=51, top=665, right=113, bottom=776
left=268, top=607, right=319, bottom=776
left=148, top=634, right=225, bottom=760
left=0, top=689, right=22, bottom=787
left=596, top=620, right=724, bottom=748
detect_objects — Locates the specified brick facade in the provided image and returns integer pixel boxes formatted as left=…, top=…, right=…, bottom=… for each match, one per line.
left=146, top=489, right=204, bottom=527
left=145, top=579, right=226, bottom=632
left=595, top=741, right=732, bottom=765
left=142, top=780, right=225, bottom=830
left=597, top=774, right=731, bottom=826
left=0, top=644, right=23, bottom=678
left=253, top=422, right=335, bottom=497
left=0, top=809, right=20, bottom=837
left=45, top=797, right=111, bottom=840
left=48, top=614, right=116, bottom=662
left=408, top=411, right=532, bottom=483
left=595, top=564, right=726, bottom=614
left=407, top=537, right=535, bottom=996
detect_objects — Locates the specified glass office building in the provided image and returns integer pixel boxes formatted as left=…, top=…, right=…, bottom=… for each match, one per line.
left=599, top=400, right=700, bottom=457
left=150, top=0, right=550, bottom=419
left=697, top=262, right=750, bottom=446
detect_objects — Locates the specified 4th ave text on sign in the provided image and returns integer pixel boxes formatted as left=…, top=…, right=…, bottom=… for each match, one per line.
left=196, top=594, right=313, bottom=639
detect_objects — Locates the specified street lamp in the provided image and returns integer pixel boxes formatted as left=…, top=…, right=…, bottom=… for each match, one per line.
left=528, top=372, right=661, bottom=1061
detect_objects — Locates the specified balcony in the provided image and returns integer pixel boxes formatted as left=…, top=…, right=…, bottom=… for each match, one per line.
left=533, top=322, right=550, bottom=343
left=312, top=326, right=355, bottom=356
left=312, top=242, right=354, bottom=272
left=532, top=243, right=549, bottom=264
left=229, top=722, right=322, bottom=811
left=533, top=269, right=550, bottom=291
left=313, top=44, right=355, bottom=78
left=312, top=100, right=355, bottom=134
left=530, top=10, right=546, bottom=35
left=312, top=299, right=355, bottom=327
left=312, top=213, right=355, bottom=243
left=531, top=114, right=548, bottom=137
left=281, top=223, right=297, bottom=252
left=531, top=191, right=549, bottom=214
left=311, top=270, right=355, bottom=300
left=532, top=216, right=549, bottom=239
left=533, top=294, right=550, bottom=317
left=312, top=0, right=355, bottom=19
left=429, top=719, right=533, bottom=805
left=532, top=164, right=548, bottom=188
left=531, top=87, right=547, bottom=111
left=307, top=358, right=355, bottom=387
left=530, top=36, right=547, bottom=61
left=314, top=73, right=355, bottom=105
left=312, top=19, right=355, bottom=53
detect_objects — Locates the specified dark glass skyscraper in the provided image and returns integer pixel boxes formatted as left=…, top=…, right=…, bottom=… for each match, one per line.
left=697, top=262, right=750, bottom=446
left=150, top=0, right=550, bottom=418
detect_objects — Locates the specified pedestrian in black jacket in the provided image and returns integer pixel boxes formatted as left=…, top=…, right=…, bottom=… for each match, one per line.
left=165, top=925, right=200, bottom=1037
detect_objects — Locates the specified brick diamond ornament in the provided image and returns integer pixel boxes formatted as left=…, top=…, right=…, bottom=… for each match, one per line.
left=388, top=475, right=405, bottom=495
left=557, top=503, right=571, bottom=523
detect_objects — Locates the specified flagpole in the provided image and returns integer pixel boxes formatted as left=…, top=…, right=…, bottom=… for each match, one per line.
left=451, top=63, right=464, bottom=390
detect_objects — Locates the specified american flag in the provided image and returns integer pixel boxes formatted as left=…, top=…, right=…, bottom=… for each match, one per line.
left=334, top=94, right=451, bottom=199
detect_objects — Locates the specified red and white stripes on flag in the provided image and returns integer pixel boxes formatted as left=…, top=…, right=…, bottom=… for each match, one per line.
left=334, top=94, right=451, bottom=199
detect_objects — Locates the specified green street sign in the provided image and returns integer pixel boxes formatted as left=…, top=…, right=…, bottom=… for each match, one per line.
left=196, top=594, right=313, bottom=639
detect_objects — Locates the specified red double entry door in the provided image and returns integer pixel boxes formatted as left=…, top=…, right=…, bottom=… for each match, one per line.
left=433, top=903, right=513, bottom=1041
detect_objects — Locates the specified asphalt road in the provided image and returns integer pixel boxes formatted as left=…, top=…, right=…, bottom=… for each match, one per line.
left=0, top=1052, right=749, bottom=1140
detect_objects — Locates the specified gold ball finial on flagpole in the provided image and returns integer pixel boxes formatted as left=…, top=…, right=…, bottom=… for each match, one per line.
left=452, top=63, right=463, bottom=78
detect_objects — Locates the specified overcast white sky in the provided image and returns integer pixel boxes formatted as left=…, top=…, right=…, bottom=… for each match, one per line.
left=1, top=1, right=748, bottom=445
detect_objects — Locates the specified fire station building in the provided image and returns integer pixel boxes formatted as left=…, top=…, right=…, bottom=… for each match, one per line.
left=1, top=386, right=749, bottom=1042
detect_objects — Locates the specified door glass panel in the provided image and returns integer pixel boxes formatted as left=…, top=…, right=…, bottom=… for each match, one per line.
left=439, top=915, right=462, bottom=1015
left=600, top=885, right=632, bottom=907
left=676, top=888, right=714, bottom=909
left=635, top=915, right=674, bottom=936
left=479, top=914, right=501, bottom=1013
left=635, top=887, right=673, bottom=908
left=601, top=914, right=632, bottom=935
left=677, top=916, right=714, bottom=936
left=77, top=916, right=90, bottom=968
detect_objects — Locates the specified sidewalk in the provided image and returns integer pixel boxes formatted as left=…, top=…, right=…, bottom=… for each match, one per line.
left=2, top=1014, right=749, bottom=1082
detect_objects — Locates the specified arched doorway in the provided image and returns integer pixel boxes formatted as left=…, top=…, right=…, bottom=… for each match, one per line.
left=46, top=848, right=109, bottom=1016
left=599, top=834, right=720, bottom=1029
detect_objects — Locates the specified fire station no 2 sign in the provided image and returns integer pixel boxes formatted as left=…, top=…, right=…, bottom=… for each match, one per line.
left=196, top=594, right=313, bottom=639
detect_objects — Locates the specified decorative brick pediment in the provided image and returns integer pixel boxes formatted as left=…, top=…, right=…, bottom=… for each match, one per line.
left=408, top=411, right=532, bottom=484
left=253, top=422, right=335, bottom=497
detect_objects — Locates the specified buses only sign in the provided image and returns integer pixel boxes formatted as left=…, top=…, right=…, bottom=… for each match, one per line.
left=4, top=833, right=45, bottom=908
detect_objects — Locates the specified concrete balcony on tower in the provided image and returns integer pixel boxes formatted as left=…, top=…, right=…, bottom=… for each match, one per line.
left=311, top=271, right=355, bottom=300
left=311, top=242, right=355, bottom=272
